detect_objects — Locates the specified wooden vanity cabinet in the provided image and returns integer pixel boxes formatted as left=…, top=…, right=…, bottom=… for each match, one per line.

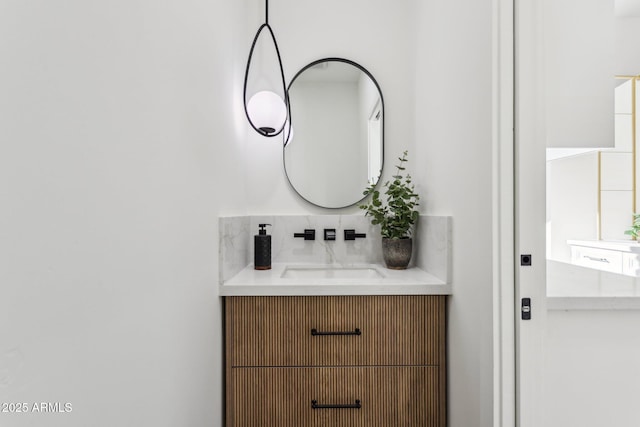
left=224, top=295, right=446, bottom=427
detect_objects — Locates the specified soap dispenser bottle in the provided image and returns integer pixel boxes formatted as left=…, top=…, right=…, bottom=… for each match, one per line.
left=254, top=223, right=272, bottom=270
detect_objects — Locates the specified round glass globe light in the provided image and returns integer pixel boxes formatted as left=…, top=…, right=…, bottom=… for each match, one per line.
left=247, top=91, right=287, bottom=135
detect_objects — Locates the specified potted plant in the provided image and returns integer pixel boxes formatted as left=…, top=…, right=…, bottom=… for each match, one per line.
left=359, top=150, right=420, bottom=269
left=624, top=213, right=640, bottom=240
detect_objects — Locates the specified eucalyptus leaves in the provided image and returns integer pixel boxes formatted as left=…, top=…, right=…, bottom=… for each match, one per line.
left=624, top=213, right=640, bottom=240
left=359, top=151, right=420, bottom=239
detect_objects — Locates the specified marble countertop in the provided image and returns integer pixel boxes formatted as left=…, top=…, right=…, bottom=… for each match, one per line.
left=547, top=296, right=640, bottom=310
left=220, top=263, right=452, bottom=296
left=547, top=260, right=640, bottom=310
left=567, top=239, right=640, bottom=252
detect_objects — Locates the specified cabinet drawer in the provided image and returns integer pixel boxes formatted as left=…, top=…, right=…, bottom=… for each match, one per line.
left=227, top=366, right=444, bottom=427
left=226, top=296, right=445, bottom=367
left=313, top=295, right=444, bottom=366
left=227, top=367, right=316, bottom=427
left=570, top=245, right=623, bottom=274
left=226, top=296, right=315, bottom=367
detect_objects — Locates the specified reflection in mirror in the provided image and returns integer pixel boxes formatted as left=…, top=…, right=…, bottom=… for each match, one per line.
left=546, top=1, right=640, bottom=286
left=284, top=58, right=383, bottom=208
left=542, top=0, right=615, bottom=148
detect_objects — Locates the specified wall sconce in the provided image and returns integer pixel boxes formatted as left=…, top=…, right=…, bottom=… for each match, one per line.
left=243, top=0, right=288, bottom=137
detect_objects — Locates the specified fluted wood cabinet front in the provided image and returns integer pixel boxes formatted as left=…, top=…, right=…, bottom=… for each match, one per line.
left=225, top=295, right=446, bottom=427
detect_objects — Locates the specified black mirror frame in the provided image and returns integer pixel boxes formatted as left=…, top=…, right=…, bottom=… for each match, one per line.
left=283, top=57, right=385, bottom=209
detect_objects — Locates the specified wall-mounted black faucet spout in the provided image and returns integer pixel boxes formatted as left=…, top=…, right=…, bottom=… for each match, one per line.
left=344, top=229, right=366, bottom=240
left=294, top=229, right=316, bottom=240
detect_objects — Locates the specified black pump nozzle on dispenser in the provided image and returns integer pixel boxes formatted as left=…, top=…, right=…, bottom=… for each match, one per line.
left=254, top=223, right=272, bottom=270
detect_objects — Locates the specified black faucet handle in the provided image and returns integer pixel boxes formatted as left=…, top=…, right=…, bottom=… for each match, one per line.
left=294, top=229, right=316, bottom=240
left=324, top=229, right=336, bottom=241
left=344, top=229, right=366, bottom=240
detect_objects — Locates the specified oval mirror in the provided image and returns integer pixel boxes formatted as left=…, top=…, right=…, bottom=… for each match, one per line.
left=284, top=58, right=384, bottom=208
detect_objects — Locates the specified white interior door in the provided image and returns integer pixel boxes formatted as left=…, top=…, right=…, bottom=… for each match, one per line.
left=514, top=1, right=640, bottom=427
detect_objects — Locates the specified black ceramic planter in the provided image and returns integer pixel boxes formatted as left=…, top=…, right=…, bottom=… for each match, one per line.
left=382, top=237, right=412, bottom=270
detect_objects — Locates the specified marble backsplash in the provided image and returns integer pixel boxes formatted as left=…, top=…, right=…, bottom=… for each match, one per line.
left=219, top=215, right=451, bottom=284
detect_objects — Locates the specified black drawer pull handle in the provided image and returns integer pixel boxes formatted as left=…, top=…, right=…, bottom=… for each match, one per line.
left=311, top=328, right=361, bottom=336
left=311, top=399, right=361, bottom=409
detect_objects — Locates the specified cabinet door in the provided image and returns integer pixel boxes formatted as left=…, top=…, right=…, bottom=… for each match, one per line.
left=313, top=295, right=445, bottom=366
left=314, top=366, right=443, bottom=427
left=226, top=296, right=315, bottom=367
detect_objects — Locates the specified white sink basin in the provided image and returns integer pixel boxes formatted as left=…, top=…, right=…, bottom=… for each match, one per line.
left=281, top=265, right=384, bottom=279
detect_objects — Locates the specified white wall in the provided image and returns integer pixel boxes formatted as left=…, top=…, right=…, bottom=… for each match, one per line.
left=542, top=309, right=640, bottom=426
left=542, top=0, right=615, bottom=148
left=0, top=1, right=248, bottom=426
left=412, top=1, right=494, bottom=426
left=615, top=16, right=640, bottom=75
left=1, top=1, right=496, bottom=426
left=244, top=0, right=417, bottom=214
